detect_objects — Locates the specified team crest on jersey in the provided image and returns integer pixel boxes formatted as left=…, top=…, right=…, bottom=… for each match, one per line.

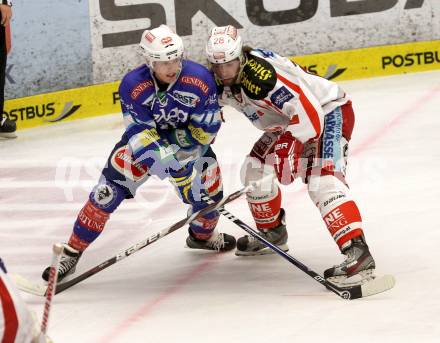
left=270, top=86, right=294, bottom=109
left=172, top=90, right=200, bottom=107
left=241, top=55, right=276, bottom=100
left=93, top=183, right=116, bottom=208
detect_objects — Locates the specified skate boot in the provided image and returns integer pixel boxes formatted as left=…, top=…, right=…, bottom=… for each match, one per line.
left=42, top=244, right=82, bottom=282
left=186, top=229, right=236, bottom=252
left=324, top=236, right=376, bottom=287
left=0, top=116, right=17, bottom=139
left=235, top=209, right=288, bottom=256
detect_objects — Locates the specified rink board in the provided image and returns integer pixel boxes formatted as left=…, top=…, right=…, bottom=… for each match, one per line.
left=3, top=40, right=439, bottom=131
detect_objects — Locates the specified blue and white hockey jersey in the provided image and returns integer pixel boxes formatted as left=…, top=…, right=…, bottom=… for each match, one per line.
left=118, top=60, right=222, bottom=176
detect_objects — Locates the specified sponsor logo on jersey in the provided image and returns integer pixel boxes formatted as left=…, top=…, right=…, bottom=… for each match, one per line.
left=255, top=48, right=275, bottom=58
left=243, top=106, right=259, bottom=122
left=153, top=107, right=189, bottom=128
left=174, top=128, right=192, bottom=147
left=241, top=56, right=276, bottom=100
left=270, top=86, right=294, bottom=109
left=131, top=80, right=154, bottom=100
left=322, top=111, right=342, bottom=160
left=382, top=50, right=440, bottom=69
left=204, top=94, right=218, bottom=106
left=181, top=76, right=209, bottom=95
left=247, top=57, right=274, bottom=81
left=188, top=123, right=210, bottom=145
left=139, top=128, right=161, bottom=147
left=111, top=145, right=149, bottom=182
left=172, top=90, right=200, bottom=107
left=324, top=207, right=347, bottom=231
left=323, top=193, right=346, bottom=207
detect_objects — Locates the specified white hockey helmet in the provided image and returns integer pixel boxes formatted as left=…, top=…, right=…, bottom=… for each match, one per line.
left=139, top=25, right=184, bottom=67
left=206, top=25, right=243, bottom=64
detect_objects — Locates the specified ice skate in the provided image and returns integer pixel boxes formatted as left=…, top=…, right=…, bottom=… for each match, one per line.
left=324, top=236, right=376, bottom=287
left=0, top=116, right=17, bottom=139
left=42, top=243, right=82, bottom=282
left=186, top=229, right=236, bottom=252
left=235, top=209, right=288, bottom=256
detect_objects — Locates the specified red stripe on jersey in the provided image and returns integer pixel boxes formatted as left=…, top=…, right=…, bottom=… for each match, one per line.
left=276, top=73, right=321, bottom=139
left=0, top=277, right=19, bottom=343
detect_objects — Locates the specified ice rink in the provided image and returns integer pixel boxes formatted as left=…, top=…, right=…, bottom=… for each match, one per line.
left=1, top=70, right=440, bottom=342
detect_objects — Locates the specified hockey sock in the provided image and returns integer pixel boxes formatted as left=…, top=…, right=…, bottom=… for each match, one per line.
left=247, top=186, right=282, bottom=230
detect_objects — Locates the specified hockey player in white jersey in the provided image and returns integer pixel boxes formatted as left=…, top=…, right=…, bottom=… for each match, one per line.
left=41, top=25, right=236, bottom=282
left=1, top=258, right=51, bottom=343
left=205, top=26, right=376, bottom=286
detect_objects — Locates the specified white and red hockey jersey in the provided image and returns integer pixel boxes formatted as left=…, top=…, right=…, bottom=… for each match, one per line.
left=217, top=48, right=349, bottom=143
left=0, top=259, right=36, bottom=343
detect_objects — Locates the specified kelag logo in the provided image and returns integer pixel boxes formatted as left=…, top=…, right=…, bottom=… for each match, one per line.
left=4, top=101, right=81, bottom=122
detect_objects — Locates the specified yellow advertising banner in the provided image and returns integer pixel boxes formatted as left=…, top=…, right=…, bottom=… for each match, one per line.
left=292, top=40, right=440, bottom=81
left=3, top=81, right=121, bottom=131
left=4, top=40, right=439, bottom=131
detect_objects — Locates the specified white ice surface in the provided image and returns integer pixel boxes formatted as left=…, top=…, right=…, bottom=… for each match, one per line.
left=1, top=70, right=440, bottom=343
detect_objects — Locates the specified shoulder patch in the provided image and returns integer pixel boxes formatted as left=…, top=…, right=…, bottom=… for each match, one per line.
left=270, top=86, right=295, bottom=109
left=240, top=55, right=277, bottom=100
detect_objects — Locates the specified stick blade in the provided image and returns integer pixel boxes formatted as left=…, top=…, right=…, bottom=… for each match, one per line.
left=10, top=273, right=47, bottom=296
left=52, top=243, right=64, bottom=255
left=361, top=274, right=396, bottom=298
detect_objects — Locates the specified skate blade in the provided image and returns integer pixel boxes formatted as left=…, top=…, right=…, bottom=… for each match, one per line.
left=326, top=269, right=376, bottom=288
left=0, top=132, right=17, bottom=139
left=235, top=244, right=289, bottom=256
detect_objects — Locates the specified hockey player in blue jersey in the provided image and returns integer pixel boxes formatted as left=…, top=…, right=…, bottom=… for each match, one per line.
left=42, top=25, right=236, bottom=282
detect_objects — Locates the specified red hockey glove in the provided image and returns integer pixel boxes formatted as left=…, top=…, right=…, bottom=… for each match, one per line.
left=273, top=131, right=304, bottom=185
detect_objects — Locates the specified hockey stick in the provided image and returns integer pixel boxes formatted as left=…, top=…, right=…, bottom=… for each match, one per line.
left=41, top=243, right=63, bottom=334
left=201, top=194, right=395, bottom=300
left=12, top=180, right=263, bottom=297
